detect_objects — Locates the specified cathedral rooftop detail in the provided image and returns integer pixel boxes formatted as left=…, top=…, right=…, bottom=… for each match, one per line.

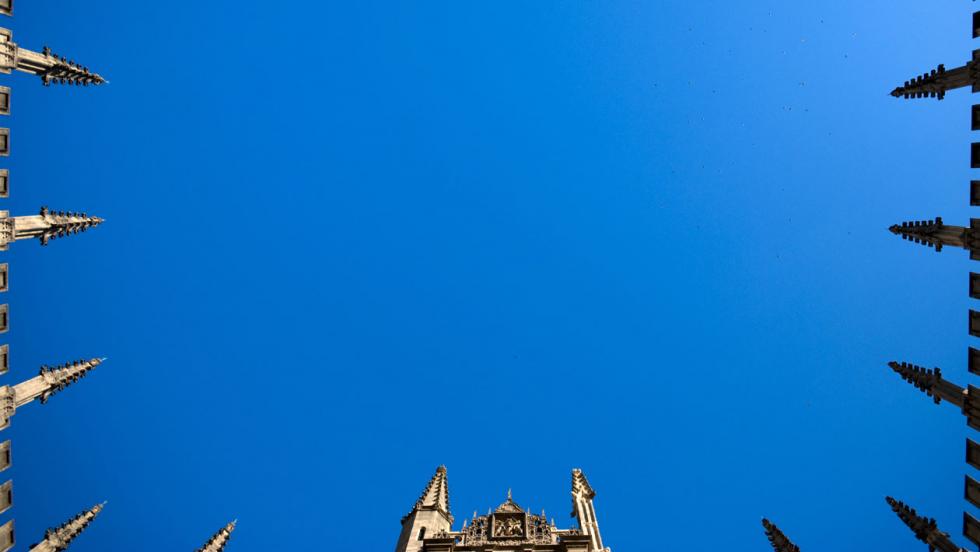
left=396, top=467, right=607, bottom=552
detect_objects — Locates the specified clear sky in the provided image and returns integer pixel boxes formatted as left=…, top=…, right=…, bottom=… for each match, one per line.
left=2, top=1, right=976, bottom=550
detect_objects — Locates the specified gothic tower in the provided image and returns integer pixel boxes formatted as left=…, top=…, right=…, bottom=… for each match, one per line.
left=396, top=467, right=608, bottom=552
left=29, top=502, right=104, bottom=552
left=396, top=466, right=453, bottom=552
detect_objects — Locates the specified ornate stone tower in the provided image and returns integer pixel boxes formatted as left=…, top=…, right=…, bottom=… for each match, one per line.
left=396, top=467, right=608, bottom=552
left=29, top=502, right=104, bottom=552
left=395, top=466, right=453, bottom=552
left=196, top=521, right=236, bottom=552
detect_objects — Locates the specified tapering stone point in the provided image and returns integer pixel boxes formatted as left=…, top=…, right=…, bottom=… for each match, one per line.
left=886, top=496, right=941, bottom=542
left=891, top=64, right=949, bottom=100
left=761, top=518, right=800, bottom=552
left=38, top=49, right=106, bottom=87
left=196, top=520, right=236, bottom=552
left=0, top=40, right=110, bottom=87
left=888, top=217, right=948, bottom=251
left=37, top=357, right=103, bottom=405
left=36, top=207, right=104, bottom=246
left=33, top=501, right=106, bottom=551
left=889, top=217, right=944, bottom=234
left=405, top=465, right=452, bottom=522
left=888, top=361, right=942, bottom=404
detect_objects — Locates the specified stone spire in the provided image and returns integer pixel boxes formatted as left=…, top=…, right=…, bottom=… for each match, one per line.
left=888, top=217, right=977, bottom=253
left=761, top=519, right=800, bottom=552
left=0, top=29, right=105, bottom=86
left=888, top=361, right=967, bottom=407
left=407, top=465, right=451, bottom=521
left=29, top=502, right=105, bottom=552
left=886, top=497, right=965, bottom=552
left=887, top=361, right=980, bottom=430
left=890, top=62, right=974, bottom=100
left=0, top=207, right=104, bottom=250
left=0, top=358, right=104, bottom=430
left=31, top=358, right=104, bottom=405
left=196, top=521, right=236, bottom=552
left=395, top=466, right=453, bottom=552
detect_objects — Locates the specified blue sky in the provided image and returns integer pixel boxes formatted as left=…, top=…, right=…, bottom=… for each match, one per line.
left=1, top=1, right=976, bottom=550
